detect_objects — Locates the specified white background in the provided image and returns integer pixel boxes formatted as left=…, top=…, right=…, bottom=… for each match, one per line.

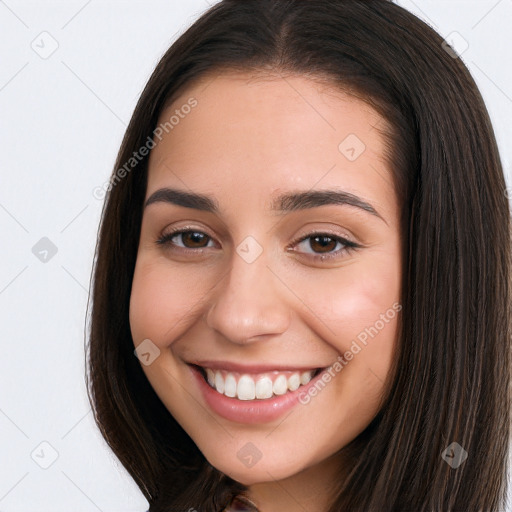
left=0, top=1, right=511, bottom=511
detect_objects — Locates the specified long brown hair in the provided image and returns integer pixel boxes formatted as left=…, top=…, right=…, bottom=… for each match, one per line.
left=86, top=1, right=512, bottom=510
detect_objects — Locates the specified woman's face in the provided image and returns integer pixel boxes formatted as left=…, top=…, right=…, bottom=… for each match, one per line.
left=129, top=71, right=402, bottom=486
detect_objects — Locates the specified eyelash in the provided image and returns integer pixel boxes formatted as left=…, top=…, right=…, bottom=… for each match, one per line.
left=155, top=228, right=361, bottom=261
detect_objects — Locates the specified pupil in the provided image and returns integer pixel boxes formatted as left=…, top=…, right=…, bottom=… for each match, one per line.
left=311, top=236, right=335, bottom=253
left=185, top=232, right=207, bottom=247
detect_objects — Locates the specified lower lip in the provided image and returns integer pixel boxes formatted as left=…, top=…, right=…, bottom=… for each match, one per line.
left=189, top=364, right=327, bottom=424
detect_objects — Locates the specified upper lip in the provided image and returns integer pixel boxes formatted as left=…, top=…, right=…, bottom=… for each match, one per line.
left=189, top=360, right=329, bottom=373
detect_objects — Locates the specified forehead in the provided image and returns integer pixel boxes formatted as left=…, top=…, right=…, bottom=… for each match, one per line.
left=146, top=71, right=396, bottom=217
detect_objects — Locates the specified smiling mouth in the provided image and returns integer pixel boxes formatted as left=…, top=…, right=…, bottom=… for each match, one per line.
left=193, top=365, right=325, bottom=401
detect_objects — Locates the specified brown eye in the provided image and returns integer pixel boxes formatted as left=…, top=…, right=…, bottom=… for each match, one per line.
left=291, top=232, right=361, bottom=261
left=179, top=231, right=210, bottom=248
left=157, top=229, right=214, bottom=249
left=308, top=235, right=338, bottom=253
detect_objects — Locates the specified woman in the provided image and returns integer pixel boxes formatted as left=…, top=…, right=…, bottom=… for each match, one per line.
left=86, top=1, right=511, bottom=510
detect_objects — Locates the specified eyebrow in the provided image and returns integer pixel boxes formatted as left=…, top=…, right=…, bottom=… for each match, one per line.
left=144, top=187, right=386, bottom=223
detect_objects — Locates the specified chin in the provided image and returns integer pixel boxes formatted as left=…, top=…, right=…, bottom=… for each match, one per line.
left=205, top=451, right=307, bottom=486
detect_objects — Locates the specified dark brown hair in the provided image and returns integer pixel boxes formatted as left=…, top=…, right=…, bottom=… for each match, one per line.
left=86, top=1, right=512, bottom=510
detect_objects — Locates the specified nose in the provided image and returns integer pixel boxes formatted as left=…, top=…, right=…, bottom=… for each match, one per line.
left=205, top=248, right=292, bottom=344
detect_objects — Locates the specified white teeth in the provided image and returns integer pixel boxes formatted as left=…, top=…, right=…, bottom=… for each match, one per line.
left=237, top=375, right=256, bottom=400
left=300, top=371, right=313, bottom=385
left=214, top=371, right=225, bottom=394
left=204, top=368, right=318, bottom=401
left=272, top=375, right=288, bottom=395
left=206, top=368, right=215, bottom=387
left=255, top=377, right=273, bottom=399
left=224, top=374, right=237, bottom=397
left=288, top=373, right=301, bottom=391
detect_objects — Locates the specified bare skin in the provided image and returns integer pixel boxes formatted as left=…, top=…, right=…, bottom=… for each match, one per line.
left=129, top=71, right=402, bottom=511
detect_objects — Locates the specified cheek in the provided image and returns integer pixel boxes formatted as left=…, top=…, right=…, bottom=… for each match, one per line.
left=129, top=259, right=208, bottom=346
left=295, top=250, right=401, bottom=376
left=330, top=270, right=400, bottom=338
